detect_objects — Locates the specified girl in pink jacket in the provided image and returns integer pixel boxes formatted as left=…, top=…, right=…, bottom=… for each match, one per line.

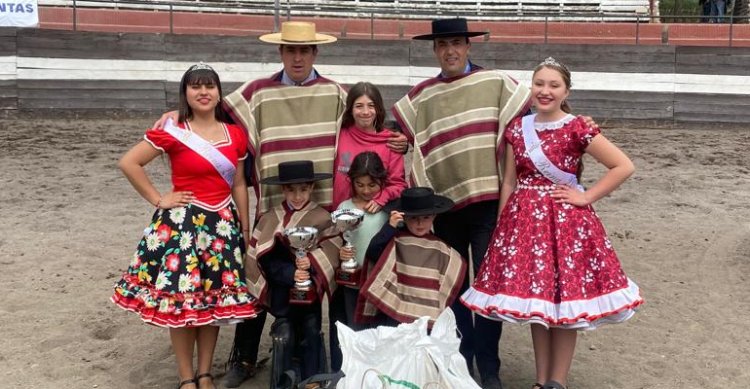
left=332, top=82, right=407, bottom=211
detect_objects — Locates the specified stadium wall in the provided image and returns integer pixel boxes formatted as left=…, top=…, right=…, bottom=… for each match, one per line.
left=1, top=28, right=749, bottom=125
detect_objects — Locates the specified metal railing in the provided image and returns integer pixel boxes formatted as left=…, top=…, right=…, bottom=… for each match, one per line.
left=39, top=0, right=750, bottom=46
left=45, top=0, right=653, bottom=22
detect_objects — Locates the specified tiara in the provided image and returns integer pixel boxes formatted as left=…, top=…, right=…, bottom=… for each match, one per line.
left=188, top=62, right=214, bottom=72
left=539, top=57, right=569, bottom=71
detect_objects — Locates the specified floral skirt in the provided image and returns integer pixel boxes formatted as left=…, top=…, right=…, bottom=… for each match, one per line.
left=111, top=203, right=260, bottom=328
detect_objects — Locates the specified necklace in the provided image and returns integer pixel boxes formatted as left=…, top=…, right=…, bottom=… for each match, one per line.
left=186, top=120, right=226, bottom=144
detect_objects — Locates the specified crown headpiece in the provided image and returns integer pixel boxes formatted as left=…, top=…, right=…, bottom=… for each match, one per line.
left=188, top=62, right=215, bottom=72
left=539, top=57, right=568, bottom=72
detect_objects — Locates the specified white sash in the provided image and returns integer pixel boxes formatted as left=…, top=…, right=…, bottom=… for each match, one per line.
left=163, top=118, right=235, bottom=187
left=521, top=114, right=584, bottom=192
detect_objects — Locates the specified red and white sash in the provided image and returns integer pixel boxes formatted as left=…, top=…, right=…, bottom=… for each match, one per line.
left=163, top=118, right=235, bottom=187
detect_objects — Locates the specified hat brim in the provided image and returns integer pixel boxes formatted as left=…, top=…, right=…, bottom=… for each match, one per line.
left=259, top=33, right=338, bottom=45
left=412, top=31, right=487, bottom=41
left=382, top=195, right=455, bottom=216
left=260, top=173, right=333, bottom=185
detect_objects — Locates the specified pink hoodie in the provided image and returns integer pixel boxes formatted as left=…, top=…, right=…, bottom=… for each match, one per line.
left=332, top=125, right=407, bottom=210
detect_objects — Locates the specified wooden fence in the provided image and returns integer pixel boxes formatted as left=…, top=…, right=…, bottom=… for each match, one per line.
left=1, top=27, right=750, bottom=125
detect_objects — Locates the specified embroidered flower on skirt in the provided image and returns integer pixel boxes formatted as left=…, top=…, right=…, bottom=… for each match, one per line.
left=111, top=203, right=259, bottom=328
left=460, top=115, right=643, bottom=330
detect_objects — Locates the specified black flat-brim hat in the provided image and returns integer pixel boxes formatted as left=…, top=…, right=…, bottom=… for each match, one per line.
left=261, top=160, right=332, bottom=185
left=383, top=187, right=455, bottom=216
left=412, top=18, right=487, bottom=41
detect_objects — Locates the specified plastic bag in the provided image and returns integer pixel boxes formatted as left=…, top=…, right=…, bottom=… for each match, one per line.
left=336, top=308, right=481, bottom=389
left=423, top=309, right=480, bottom=389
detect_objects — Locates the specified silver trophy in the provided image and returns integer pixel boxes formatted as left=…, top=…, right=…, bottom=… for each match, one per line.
left=283, top=226, right=319, bottom=304
left=332, top=209, right=365, bottom=285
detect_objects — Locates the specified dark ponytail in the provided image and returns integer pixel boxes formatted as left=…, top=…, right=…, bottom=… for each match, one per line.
left=561, top=100, right=572, bottom=114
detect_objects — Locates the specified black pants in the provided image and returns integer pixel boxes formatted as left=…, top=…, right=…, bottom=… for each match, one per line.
left=230, top=214, right=268, bottom=366
left=433, top=200, right=503, bottom=382
left=272, top=303, right=323, bottom=381
left=230, top=310, right=267, bottom=364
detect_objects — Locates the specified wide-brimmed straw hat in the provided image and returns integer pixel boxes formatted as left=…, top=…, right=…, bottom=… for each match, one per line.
left=259, top=21, right=337, bottom=45
left=383, top=187, right=454, bottom=216
left=412, top=18, right=487, bottom=40
left=261, top=160, right=333, bottom=185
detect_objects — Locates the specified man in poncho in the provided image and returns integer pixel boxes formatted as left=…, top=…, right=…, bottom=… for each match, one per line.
left=218, top=21, right=345, bottom=388
left=392, top=18, right=531, bottom=389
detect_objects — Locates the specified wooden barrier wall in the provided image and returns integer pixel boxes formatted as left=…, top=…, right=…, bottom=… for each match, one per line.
left=0, top=29, right=17, bottom=111
left=1, top=28, right=750, bottom=125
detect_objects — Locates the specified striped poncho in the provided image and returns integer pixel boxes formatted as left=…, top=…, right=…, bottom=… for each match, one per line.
left=244, top=202, right=343, bottom=307
left=224, top=72, right=347, bottom=214
left=355, top=232, right=466, bottom=326
left=392, top=69, right=530, bottom=209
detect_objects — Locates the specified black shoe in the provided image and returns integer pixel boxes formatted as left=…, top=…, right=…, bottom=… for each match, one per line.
left=542, top=380, right=567, bottom=389
left=481, top=376, right=503, bottom=389
left=223, top=361, right=257, bottom=388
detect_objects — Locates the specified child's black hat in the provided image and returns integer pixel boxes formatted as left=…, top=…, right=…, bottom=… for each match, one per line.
left=261, top=160, right=332, bottom=185
left=383, top=187, right=454, bottom=216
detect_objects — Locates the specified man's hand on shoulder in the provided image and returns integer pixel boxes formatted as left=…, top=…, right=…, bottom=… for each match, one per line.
left=386, top=131, right=409, bottom=154
left=153, top=111, right=179, bottom=130
left=579, top=115, right=599, bottom=130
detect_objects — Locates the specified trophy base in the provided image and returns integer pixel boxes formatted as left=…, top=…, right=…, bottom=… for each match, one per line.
left=335, top=267, right=363, bottom=287
left=289, top=288, right=317, bottom=304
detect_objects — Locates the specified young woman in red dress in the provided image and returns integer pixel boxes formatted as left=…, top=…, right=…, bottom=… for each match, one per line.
left=112, top=63, right=260, bottom=389
left=461, top=58, right=644, bottom=389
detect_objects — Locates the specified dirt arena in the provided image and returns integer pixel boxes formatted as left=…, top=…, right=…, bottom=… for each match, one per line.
left=0, top=117, right=748, bottom=389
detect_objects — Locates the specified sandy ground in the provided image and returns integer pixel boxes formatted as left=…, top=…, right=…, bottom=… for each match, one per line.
left=1, top=117, right=749, bottom=389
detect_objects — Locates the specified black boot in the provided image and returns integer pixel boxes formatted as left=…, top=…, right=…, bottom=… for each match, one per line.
left=223, top=360, right=258, bottom=388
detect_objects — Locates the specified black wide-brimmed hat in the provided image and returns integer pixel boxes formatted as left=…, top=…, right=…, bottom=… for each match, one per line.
left=412, top=18, right=487, bottom=41
left=261, top=160, right=332, bottom=185
left=383, top=187, right=455, bottom=216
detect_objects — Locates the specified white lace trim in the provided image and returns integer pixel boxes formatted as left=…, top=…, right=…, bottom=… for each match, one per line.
left=534, top=114, right=575, bottom=131
left=460, top=278, right=643, bottom=330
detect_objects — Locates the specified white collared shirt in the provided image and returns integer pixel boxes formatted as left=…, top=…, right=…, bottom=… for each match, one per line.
left=280, top=70, right=318, bottom=86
